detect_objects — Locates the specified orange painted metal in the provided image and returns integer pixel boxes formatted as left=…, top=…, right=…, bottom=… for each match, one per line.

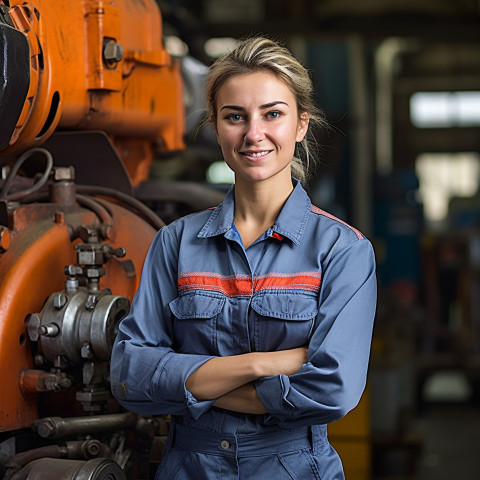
left=0, top=201, right=156, bottom=432
left=1, top=0, right=185, bottom=185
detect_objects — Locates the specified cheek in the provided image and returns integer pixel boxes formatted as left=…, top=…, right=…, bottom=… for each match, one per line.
left=277, top=121, right=301, bottom=142
left=216, top=126, right=238, bottom=149
left=278, top=127, right=300, bottom=154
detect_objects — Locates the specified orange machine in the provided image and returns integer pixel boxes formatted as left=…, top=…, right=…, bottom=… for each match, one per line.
left=0, top=0, right=184, bottom=185
left=0, top=1, right=184, bottom=478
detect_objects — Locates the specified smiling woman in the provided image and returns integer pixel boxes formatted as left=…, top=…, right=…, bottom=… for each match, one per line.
left=214, top=71, right=308, bottom=189
left=111, top=36, right=377, bottom=480
left=206, top=37, right=327, bottom=186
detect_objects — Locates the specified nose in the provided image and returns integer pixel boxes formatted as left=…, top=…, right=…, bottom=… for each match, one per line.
left=244, top=117, right=264, bottom=144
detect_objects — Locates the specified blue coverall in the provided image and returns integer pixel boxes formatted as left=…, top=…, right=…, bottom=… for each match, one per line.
left=110, top=179, right=377, bottom=479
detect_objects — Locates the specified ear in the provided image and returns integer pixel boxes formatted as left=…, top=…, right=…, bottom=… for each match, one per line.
left=296, top=112, right=309, bottom=142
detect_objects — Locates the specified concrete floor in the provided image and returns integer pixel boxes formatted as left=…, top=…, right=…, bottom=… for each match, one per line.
left=410, top=404, right=480, bottom=480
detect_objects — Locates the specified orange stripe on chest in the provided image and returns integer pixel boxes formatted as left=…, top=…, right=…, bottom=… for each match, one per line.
left=178, top=273, right=321, bottom=296
left=255, top=274, right=321, bottom=292
left=178, top=275, right=252, bottom=296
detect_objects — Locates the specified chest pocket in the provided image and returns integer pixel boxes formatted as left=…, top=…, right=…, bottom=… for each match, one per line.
left=169, top=292, right=225, bottom=355
left=251, top=292, right=318, bottom=351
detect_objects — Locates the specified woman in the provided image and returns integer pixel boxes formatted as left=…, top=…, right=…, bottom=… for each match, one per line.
left=111, top=36, right=377, bottom=480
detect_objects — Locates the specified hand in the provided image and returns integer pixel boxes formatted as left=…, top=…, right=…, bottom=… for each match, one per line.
left=214, top=383, right=267, bottom=414
left=185, top=347, right=308, bottom=401
left=254, top=346, right=308, bottom=378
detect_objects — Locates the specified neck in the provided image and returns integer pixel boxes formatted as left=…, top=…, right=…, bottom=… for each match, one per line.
left=232, top=175, right=294, bottom=249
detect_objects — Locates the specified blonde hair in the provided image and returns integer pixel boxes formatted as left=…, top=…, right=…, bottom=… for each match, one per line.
left=206, top=36, right=327, bottom=183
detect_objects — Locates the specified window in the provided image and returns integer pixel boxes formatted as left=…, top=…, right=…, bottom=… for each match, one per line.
left=415, top=153, right=480, bottom=222
left=410, top=91, right=480, bottom=128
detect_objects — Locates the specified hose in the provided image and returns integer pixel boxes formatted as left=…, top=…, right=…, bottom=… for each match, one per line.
left=76, top=194, right=113, bottom=225
left=0, top=148, right=54, bottom=201
left=76, top=184, right=165, bottom=230
left=1, top=150, right=164, bottom=229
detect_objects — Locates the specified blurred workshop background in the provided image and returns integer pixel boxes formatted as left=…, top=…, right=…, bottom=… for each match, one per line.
left=158, top=1, right=480, bottom=479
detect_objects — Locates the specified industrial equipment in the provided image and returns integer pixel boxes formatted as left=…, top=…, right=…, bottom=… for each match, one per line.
left=0, top=1, right=184, bottom=478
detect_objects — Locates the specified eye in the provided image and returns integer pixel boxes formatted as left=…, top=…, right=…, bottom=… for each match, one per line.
left=226, top=113, right=244, bottom=122
left=266, top=110, right=282, bottom=119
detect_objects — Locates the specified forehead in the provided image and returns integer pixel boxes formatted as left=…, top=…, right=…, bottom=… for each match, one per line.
left=216, top=71, right=296, bottom=109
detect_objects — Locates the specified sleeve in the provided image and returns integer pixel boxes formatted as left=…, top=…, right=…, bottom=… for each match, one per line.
left=255, top=238, right=377, bottom=427
left=110, top=225, right=216, bottom=419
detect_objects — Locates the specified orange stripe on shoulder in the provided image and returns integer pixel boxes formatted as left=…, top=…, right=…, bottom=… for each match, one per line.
left=310, top=205, right=364, bottom=239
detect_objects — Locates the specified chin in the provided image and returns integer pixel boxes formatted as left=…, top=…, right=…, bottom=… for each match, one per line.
left=236, top=168, right=292, bottom=185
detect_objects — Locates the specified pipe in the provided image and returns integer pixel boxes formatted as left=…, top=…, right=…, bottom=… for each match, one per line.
left=33, top=413, right=137, bottom=439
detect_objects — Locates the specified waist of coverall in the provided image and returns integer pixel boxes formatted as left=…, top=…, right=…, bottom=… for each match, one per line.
left=172, top=424, right=328, bottom=457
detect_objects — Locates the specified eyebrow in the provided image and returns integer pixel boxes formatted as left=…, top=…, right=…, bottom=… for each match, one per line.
left=219, top=101, right=288, bottom=112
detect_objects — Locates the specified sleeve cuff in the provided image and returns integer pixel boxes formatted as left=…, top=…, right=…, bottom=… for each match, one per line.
left=185, top=390, right=216, bottom=420
left=153, top=352, right=216, bottom=418
left=255, top=374, right=295, bottom=423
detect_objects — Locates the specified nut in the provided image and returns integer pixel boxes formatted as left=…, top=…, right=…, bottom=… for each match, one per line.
left=103, top=42, right=124, bottom=63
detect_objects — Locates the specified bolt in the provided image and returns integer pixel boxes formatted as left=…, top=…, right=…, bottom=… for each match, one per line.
left=85, top=439, right=102, bottom=456
left=54, top=166, right=75, bottom=181
left=27, top=313, right=42, bottom=342
left=39, top=323, right=60, bottom=337
left=85, top=294, right=98, bottom=311
left=113, top=247, right=126, bottom=258
left=44, top=376, right=58, bottom=391
left=57, top=375, right=72, bottom=388
left=86, top=267, right=105, bottom=279
left=53, top=293, right=68, bottom=309
left=103, top=42, right=124, bottom=63
left=81, top=342, right=94, bottom=360
left=55, top=211, right=65, bottom=224
left=65, top=264, right=83, bottom=277
left=37, top=419, right=57, bottom=438
left=66, top=278, right=79, bottom=292
left=0, top=226, right=11, bottom=253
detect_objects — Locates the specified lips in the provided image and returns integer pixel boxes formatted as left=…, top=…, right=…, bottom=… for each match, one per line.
left=241, top=150, right=272, bottom=158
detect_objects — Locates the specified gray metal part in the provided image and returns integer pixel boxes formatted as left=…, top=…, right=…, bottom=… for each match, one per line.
left=10, top=458, right=126, bottom=480
left=37, top=289, right=130, bottom=366
left=73, top=458, right=126, bottom=480
left=90, top=295, right=130, bottom=360
left=39, top=289, right=88, bottom=365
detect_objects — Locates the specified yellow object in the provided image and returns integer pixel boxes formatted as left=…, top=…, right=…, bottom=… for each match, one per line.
left=328, top=388, right=371, bottom=480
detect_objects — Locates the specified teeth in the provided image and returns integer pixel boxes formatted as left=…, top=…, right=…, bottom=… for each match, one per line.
left=248, top=151, right=269, bottom=158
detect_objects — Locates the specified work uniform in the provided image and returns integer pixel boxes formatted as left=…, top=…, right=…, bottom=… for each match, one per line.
left=111, top=179, right=377, bottom=480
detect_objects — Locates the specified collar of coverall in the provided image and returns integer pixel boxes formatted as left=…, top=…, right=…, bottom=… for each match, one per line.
left=197, top=177, right=311, bottom=247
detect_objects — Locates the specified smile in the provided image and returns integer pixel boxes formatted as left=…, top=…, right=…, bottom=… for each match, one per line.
left=242, top=151, right=271, bottom=158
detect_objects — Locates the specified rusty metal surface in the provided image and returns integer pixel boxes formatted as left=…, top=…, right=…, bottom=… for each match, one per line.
left=0, top=200, right=156, bottom=432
